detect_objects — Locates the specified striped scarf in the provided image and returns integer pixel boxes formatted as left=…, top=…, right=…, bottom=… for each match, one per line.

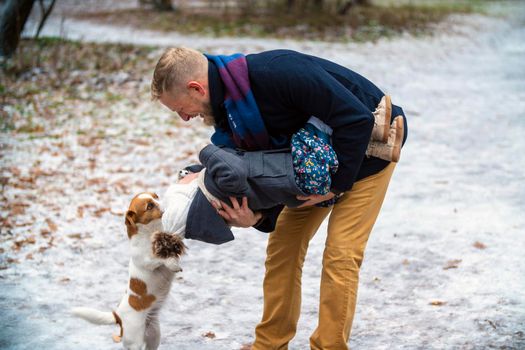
left=206, top=53, right=286, bottom=151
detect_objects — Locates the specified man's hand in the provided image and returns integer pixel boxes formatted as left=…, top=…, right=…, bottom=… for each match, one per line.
left=212, top=196, right=262, bottom=228
left=297, top=192, right=336, bottom=207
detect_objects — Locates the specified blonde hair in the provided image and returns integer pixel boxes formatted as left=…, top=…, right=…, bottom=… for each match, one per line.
left=151, top=47, right=207, bottom=100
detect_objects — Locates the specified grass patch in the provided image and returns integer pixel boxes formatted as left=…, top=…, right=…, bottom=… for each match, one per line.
left=1, top=37, right=157, bottom=81
left=74, top=1, right=483, bottom=42
left=1, top=39, right=160, bottom=136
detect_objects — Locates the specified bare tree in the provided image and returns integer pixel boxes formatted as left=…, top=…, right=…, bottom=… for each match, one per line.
left=35, top=0, right=56, bottom=38
left=139, top=0, right=175, bottom=11
left=338, top=0, right=370, bottom=15
left=0, top=0, right=35, bottom=57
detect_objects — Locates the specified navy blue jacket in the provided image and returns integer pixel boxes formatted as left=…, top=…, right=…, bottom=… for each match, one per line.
left=208, top=49, right=408, bottom=194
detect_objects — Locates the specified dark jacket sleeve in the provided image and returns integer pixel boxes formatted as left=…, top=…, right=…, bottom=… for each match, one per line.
left=199, top=145, right=249, bottom=197
left=261, top=54, right=374, bottom=193
left=253, top=205, right=284, bottom=232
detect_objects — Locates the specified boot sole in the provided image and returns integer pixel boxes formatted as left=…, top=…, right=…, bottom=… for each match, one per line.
left=391, top=115, right=404, bottom=162
left=381, top=95, right=392, bottom=143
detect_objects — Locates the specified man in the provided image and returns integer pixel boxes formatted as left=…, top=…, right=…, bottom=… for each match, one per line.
left=152, top=47, right=407, bottom=350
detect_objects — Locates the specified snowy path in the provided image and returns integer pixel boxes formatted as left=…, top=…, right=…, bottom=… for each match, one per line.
left=2, top=4, right=525, bottom=350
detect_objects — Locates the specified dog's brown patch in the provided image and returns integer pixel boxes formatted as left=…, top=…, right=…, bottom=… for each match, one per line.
left=152, top=232, right=187, bottom=259
left=128, top=278, right=156, bottom=311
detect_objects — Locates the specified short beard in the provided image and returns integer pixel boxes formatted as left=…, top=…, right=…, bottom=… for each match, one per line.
left=200, top=101, right=215, bottom=126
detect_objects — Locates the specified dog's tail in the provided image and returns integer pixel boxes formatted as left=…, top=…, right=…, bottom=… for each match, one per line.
left=71, top=307, right=118, bottom=325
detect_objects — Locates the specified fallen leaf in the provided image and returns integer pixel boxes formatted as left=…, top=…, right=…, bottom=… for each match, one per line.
left=93, top=207, right=110, bottom=217
left=41, top=228, right=51, bottom=237
left=473, top=241, right=487, bottom=250
left=430, top=300, right=446, bottom=306
left=11, top=203, right=28, bottom=216
left=9, top=167, right=21, bottom=177
left=110, top=209, right=124, bottom=216
left=202, top=331, right=216, bottom=339
left=443, top=259, right=462, bottom=270
left=46, top=218, right=58, bottom=232
left=13, top=237, right=37, bottom=251
left=60, top=277, right=71, bottom=283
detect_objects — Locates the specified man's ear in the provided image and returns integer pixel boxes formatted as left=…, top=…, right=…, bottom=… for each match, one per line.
left=125, top=210, right=137, bottom=239
left=187, top=81, right=205, bottom=95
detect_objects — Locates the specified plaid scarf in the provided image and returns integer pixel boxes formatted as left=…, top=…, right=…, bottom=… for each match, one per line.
left=206, top=53, right=286, bottom=151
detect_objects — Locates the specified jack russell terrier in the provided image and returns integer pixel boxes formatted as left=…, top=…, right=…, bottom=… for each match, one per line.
left=72, top=192, right=186, bottom=350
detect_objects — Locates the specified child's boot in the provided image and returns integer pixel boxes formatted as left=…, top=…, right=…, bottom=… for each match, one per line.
left=366, top=115, right=404, bottom=162
left=370, top=95, right=392, bottom=143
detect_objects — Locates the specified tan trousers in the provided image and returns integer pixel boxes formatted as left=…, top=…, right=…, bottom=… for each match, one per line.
left=253, top=162, right=396, bottom=350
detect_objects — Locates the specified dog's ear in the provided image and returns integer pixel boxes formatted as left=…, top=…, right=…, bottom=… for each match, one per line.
left=125, top=210, right=138, bottom=239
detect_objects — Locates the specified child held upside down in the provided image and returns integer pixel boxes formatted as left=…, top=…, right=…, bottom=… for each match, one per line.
left=162, top=96, right=404, bottom=244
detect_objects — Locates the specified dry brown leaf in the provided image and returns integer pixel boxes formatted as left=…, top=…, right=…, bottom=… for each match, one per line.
left=46, top=218, right=58, bottom=232
left=15, top=221, right=32, bottom=227
left=87, top=177, right=106, bottom=186
left=60, top=277, right=71, bottom=283
left=11, top=204, right=27, bottom=216
left=430, top=300, right=446, bottom=306
left=443, top=259, right=462, bottom=270
left=473, top=241, right=487, bottom=250
left=26, top=253, right=33, bottom=260
left=93, top=207, right=110, bottom=217
left=30, top=167, right=55, bottom=177
left=9, top=167, right=21, bottom=177
left=77, top=206, right=84, bottom=218
left=13, top=237, right=37, bottom=251
left=133, top=139, right=150, bottom=146
left=68, top=233, right=82, bottom=239
left=110, top=209, right=124, bottom=216
left=202, top=331, right=216, bottom=339
left=41, top=228, right=51, bottom=237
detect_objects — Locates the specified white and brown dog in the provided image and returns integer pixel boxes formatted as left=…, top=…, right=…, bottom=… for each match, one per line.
left=72, top=192, right=186, bottom=350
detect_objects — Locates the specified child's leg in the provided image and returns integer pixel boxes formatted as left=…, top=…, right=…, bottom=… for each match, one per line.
left=370, top=95, right=392, bottom=143
left=366, top=115, right=405, bottom=162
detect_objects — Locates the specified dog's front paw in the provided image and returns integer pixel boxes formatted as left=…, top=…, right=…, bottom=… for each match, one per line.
left=165, top=257, right=183, bottom=273
left=152, top=232, right=186, bottom=259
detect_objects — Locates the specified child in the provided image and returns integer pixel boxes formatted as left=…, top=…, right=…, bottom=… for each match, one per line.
left=161, top=96, right=404, bottom=244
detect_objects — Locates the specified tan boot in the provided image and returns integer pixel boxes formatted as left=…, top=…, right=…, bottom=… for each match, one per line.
left=366, top=115, right=404, bottom=162
left=370, top=95, right=392, bottom=143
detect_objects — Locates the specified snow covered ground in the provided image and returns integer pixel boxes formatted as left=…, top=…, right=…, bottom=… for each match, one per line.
left=2, top=3, right=525, bottom=349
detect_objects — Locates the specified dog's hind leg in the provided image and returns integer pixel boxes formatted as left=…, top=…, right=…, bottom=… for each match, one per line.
left=145, top=314, right=161, bottom=350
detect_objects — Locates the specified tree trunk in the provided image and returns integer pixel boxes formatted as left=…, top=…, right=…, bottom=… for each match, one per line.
left=139, top=0, right=174, bottom=11
left=0, top=0, right=35, bottom=58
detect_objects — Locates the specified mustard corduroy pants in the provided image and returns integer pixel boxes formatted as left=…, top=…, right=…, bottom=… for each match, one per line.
left=253, top=162, right=396, bottom=350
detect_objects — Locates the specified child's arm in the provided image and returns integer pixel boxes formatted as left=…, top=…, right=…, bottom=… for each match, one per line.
left=199, top=144, right=249, bottom=197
